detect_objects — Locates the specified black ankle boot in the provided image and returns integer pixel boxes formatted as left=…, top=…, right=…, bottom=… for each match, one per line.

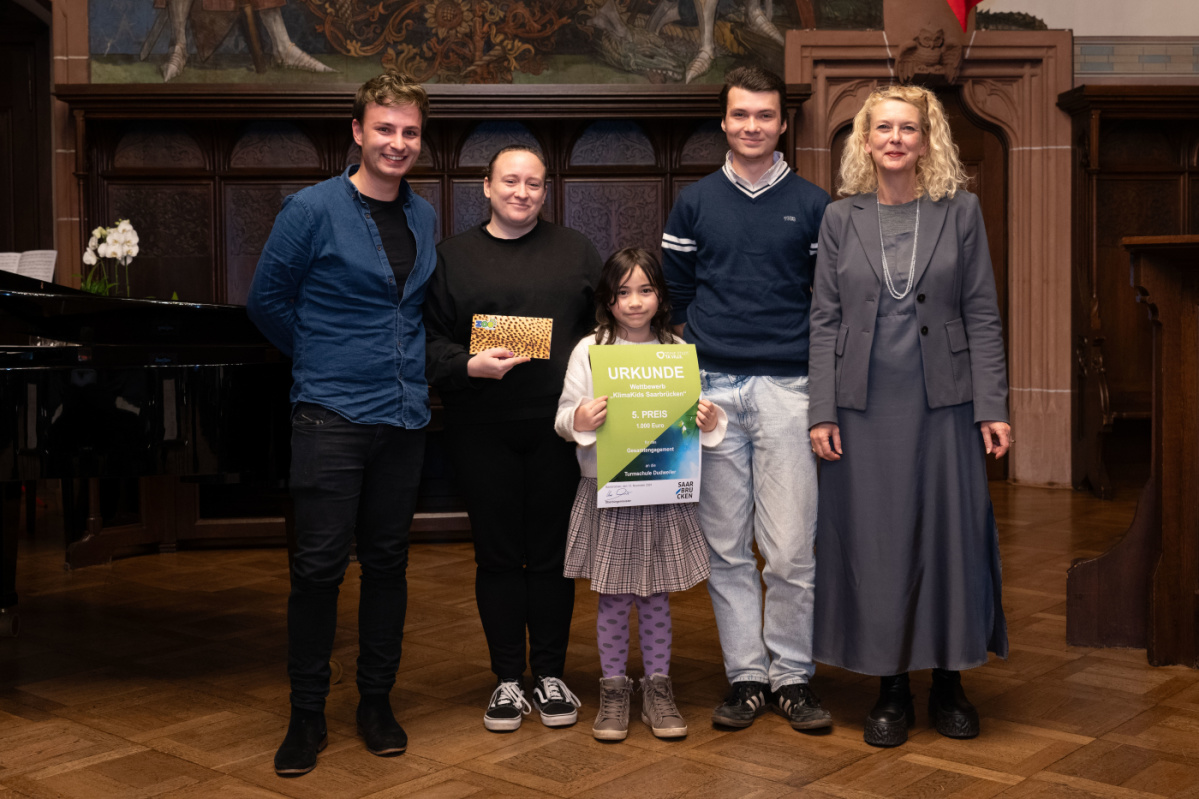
left=274, top=707, right=327, bottom=776
left=928, top=669, right=980, bottom=739
left=863, top=673, right=914, bottom=747
left=357, top=695, right=408, bottom=756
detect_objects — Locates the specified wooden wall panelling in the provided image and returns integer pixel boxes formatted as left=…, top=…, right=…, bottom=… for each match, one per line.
left=223, top=182, right=312, bottom=305
left=570, top=121, right=657, bottom=167
left=1058, top=86, right=1199, bottom=497
left=564, top=179, right=665, bottom=260
left=51, top=84, right=813, bottom=550
left=106, top=182, right=215, bottom=303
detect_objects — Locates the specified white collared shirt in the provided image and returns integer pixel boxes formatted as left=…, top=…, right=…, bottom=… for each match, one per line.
left=722, top=151, right=791, bottom=199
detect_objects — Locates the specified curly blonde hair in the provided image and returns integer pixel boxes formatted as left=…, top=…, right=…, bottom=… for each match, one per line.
left=837, top=85, right=968, bottom=201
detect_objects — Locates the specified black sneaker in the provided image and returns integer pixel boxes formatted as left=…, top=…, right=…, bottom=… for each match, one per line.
left=711, top=681, right=770, bottom=728
left=772, top=682, right=833, bottom=731
left=484, top=679, right=531, bottom=732
left=531, top=675, right=581, bottom=727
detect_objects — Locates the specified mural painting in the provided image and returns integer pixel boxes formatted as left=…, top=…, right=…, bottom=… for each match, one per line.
left=89, top=0, right=887, bottom=83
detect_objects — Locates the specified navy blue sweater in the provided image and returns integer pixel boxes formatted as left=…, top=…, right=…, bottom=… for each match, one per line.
left=662, top=170, right=830, bottom=375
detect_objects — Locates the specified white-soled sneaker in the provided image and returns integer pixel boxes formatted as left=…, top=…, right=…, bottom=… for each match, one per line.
left=532, top=675, right=581, bottom=727
left=484, top=679, right=532, bottom=732
left=640, top=673, right=688, bottom=738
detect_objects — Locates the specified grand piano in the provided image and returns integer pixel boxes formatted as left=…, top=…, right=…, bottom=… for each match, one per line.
left=0, top=270, right=292, bottom=635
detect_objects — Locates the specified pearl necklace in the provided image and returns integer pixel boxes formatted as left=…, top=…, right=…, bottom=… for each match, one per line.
left=877, top=195, right=920, bottom=301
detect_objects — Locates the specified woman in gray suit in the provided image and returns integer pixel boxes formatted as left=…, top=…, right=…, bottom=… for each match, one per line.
left=808, top=85, right=1011, bottom=748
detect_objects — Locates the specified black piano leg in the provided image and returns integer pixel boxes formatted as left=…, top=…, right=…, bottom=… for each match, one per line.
left=1, top=482, right=21, bottom=636
left=24, top=481, right=37, bottom=537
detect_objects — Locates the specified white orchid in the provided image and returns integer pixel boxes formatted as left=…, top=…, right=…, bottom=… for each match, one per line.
left=81, top=218, right=139, bottom=296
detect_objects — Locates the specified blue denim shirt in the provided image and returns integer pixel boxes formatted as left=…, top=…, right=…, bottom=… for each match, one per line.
left=247, top=165, right=437, bottom=428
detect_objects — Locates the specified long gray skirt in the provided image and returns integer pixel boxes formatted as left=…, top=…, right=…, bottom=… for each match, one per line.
left=812, top=295, right=1008, bottom=675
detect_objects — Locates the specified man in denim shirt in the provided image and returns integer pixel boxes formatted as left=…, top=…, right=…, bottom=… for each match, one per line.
left=247, top=71, right=437, bottom=777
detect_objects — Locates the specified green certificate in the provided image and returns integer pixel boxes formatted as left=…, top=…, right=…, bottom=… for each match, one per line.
left=589, top=343, right=701, bottom=508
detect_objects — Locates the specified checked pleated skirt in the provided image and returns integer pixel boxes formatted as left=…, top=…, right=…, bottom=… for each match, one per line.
left=564, top=477, right=711, bottom=596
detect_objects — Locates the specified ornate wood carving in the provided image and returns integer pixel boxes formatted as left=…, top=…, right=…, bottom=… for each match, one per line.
left=407, top=180, right=443, bottom=243
left=113, top=126, right=205, bottom=169
left=569, top=121, right=656, bottom=167
left=452, top=179, right=491, bottom=236
left=57, top=83, right=812, bottom=305
left=50, top=83, right=816, bottom=551
left=679, top=120, right=726, bottom=166
left=230, top=122, right=320, bottom=169
left=458, top=121, right=541, bottom=166
left=225, top=183, right=313, bottom=304
left=564, top=179, right=663, bottom=259
left=108, top=184, right=211, bottom=257
left=106, top=183, right=214, bottom=301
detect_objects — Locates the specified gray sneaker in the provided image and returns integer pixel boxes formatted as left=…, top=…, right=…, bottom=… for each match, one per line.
left=592, top=676, right=632, bottom=741
left=640, top=674, right=688, bottom=738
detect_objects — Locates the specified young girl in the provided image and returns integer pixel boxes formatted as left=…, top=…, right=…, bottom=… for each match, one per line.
left=555, top=247, right=727, bottom=741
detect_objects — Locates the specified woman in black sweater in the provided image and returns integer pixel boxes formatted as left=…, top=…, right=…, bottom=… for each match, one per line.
left=425, top=146, right=603, bottom=732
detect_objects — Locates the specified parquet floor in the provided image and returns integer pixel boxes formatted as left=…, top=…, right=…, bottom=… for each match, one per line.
left=4, top=480, right=1199, bottom=798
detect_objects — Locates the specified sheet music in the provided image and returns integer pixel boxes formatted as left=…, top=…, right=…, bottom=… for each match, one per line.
left=17, top=250, right=57, bottom=282
left=0, top=253, right=18, bottom=274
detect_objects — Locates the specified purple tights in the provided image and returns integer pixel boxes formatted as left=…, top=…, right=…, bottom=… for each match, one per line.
left=596, top=592, right=673, bottom=678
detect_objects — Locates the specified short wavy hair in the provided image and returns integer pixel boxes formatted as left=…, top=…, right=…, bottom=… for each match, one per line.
left=837, top=85, right=968, bottom=201
left=353, top=70, right=429, bottom=127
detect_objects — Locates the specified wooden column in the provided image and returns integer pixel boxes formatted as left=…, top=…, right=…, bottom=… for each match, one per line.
left=1130, top=237, right=1199, bottom=666
left=1068, top=236, right=1199, bottom=661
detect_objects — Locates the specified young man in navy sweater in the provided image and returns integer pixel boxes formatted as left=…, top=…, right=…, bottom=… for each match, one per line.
left=662, top=66, right=832, bottom=732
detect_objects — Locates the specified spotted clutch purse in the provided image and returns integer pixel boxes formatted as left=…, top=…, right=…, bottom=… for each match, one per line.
left=468, top=314, right=553, bottom=360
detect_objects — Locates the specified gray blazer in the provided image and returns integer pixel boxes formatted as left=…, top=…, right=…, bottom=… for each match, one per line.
left=808, top=190, right=1008, bottom=427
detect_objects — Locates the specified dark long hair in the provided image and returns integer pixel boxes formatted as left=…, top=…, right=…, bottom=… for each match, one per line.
left=593, top=248, right=674, bottom=345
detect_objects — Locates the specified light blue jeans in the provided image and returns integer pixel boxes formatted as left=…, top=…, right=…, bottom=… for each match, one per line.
left=699, top=371, right=818, bottom=690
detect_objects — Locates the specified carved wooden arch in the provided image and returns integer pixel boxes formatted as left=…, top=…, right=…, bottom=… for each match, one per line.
left=785, top=29, right=1075, bottom=487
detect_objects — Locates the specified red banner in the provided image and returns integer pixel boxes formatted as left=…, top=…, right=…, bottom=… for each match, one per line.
left=946, top=0, right=983, bottom=31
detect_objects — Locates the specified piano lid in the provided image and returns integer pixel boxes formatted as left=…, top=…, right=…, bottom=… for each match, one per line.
left=0, top=270, right=274, bottom=347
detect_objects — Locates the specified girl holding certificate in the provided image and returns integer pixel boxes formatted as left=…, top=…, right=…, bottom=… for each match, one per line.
left=555, top=247, right=727, bottom=742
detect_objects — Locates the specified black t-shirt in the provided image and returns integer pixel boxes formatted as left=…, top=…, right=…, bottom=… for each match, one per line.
left=364, top=194, right=417, bottom=289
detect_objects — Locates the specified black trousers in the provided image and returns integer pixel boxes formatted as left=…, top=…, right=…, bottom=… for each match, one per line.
left=445, top=418, right=579, bottom=680
left=287, top=402, right=426, bottom=712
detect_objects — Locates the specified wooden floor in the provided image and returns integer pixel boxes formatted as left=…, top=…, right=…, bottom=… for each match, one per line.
left=3, top=480, right=1199, bottom=798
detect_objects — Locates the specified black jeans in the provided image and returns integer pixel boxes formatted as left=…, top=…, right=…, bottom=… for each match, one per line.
left=287, top=402, right=426, bottom=712
left=445, top=418, right=579, bottom=680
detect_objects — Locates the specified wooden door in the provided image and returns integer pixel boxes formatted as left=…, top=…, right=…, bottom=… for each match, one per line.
left=830, top=87, right=1009, bottom=479
left=0, top=2, right=53, bottom=253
